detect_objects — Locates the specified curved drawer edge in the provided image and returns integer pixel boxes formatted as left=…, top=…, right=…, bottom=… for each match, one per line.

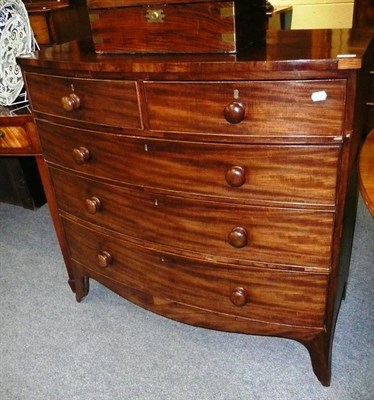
left=73, top=259, right=324, bottom=341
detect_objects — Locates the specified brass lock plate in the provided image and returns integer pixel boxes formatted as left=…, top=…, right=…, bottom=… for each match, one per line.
left=145, top=9, right=165, bottom=23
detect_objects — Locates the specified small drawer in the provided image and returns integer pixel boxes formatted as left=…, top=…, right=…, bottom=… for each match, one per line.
left=25, top=72, right=142, bottom=129
left=39, top=120, right=340, bottom=206
left=63, top=217, right=328, bottom=328
left=0, top=126, right=31, bottom=149
left=144, top=80, right=346, bottom=137
left=52, top=168, right=334, bottom=269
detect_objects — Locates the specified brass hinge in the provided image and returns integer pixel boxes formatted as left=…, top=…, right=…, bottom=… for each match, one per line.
left=220, top=6, right=234, bottom=18
left=89, top=13, right=99, bottom=23
left=93, top=35, right=103, bottom=45
left=221, top=33, right=235, bottom=43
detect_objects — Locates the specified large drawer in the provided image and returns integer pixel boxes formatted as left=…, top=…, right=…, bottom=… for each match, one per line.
left=39, top=120, right=340, bottom=206
left=25, top=73, right=142, bottom=129
left=52, top=168, right=334, bottom=269
left=63, top=217, right=328, bottom=327
left=144, top=80, right=346, bottom=136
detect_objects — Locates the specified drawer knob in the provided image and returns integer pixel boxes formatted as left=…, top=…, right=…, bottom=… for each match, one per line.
left=72, top=147, right=90, bottom=165
left=230, top=287, right=249, bottom=307
left=228, top=227, right=248, bottom=248
left=97, top=251, right=113, bottom=268
left=224, top=101, right=245, bottom=124
left=0, top=129, right=4, bottom=138
left=85, top=196, right=102, bottom=214
left=61, top=93, right=81, bottom=112
left=226, top=166, right=246, bottom=187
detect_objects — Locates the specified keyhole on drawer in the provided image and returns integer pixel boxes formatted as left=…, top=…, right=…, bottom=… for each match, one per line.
left=71, top=84, right=75, bottom=92
left=233, top=89, right=240, bottom=99
left=144, top=143, right=149, bottom=152
left=154, top=199, right=159, bottom=206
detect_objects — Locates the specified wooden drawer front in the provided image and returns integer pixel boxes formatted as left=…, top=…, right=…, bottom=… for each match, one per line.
left=39, top=121, right=340, bottom=205
left=25, top=73, right=142, bottom=129
left=63, top=217, right=327, bottom=327
left=145, top=80, right=346, bottom=136
left=89, top=2, right=236, bottom=54
left=0, top=126, right=31, bottom=149
left=52, top=168, right=334, bottom=269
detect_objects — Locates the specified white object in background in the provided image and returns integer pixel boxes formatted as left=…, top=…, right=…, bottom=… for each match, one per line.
left=0, top=0, right=36, bottom=106
left=270, top=0, right=354, bottom=29
left=291, top=3, right=354, bottom=29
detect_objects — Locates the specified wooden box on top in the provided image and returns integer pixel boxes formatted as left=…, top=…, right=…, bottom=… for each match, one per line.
left=86, top=0, right=267, bottom=54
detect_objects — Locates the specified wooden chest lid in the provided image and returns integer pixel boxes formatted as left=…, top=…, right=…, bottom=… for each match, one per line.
left=87, top=0, right=235, bottom=9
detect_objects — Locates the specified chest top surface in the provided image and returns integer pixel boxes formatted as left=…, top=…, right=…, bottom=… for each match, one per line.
left=18, top=29, right=373, bottom=78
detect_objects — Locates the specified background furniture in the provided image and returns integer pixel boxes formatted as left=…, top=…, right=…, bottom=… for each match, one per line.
left=0, top=111, right=45, bottom=209
left=353, top=0, right=374, bottom=135
left=270, top=0, right=354, bottom=29
left=359, top=129, right=374, bottom=216
left=19, top=28, right=373, bottom=386
left=267, top=4, right=293, bottom=30
left=23, top=0, right=91, bottom=45
left=353, top=0, right=374, bottom=28
left=0, top=0, right=91, bottom=209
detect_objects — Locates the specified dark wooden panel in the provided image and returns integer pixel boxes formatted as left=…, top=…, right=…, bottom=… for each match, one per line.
left=353, top=0, right=374, bottom=28
left=0, top=126, right=31, bottom=149
left=26, top=0, right=91, bottom=45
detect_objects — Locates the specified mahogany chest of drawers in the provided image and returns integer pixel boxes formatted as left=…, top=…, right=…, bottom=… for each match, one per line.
left=19, top=29, right=373, bottom=386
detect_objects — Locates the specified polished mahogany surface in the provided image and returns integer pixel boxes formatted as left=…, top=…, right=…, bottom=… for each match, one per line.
left=0, top=113, right=40, bottom=156
left=18, top=29, right=373, bottom=387
left=19, top=29, right=373, bottom=73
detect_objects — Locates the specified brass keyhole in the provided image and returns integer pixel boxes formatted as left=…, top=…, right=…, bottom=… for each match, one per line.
left=146, top=9, right=165, bottom=23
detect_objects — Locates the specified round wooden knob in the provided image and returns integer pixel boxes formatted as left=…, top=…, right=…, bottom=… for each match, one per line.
left=224, top=101, right=245, bottom=124
left=61, top=93, right=81, bottom=112
left=97, top=251, right=113, bottom=268
left=72, top=147, right=90, bottom=165
left=230, top=287, right=249, bottom=307
left=225, top=166, right=246, bottom=187
left=228, top=227, right=248, bottom=248
left=0, top=129, right=5, bottom=139
left=85, top=197, right=102, bottom=214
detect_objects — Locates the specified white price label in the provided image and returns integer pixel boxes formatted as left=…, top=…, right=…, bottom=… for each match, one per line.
left=311, top=91, right=327, bottom=102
